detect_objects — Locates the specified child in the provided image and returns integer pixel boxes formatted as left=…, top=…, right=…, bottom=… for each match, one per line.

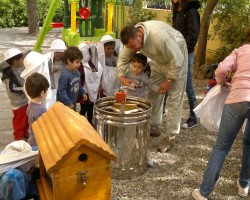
left=125, top=53, right=159, bottom=98
left=77, top=43, right=103, bottom=125
left=0, top=48, right=29, bottom=141
left=45, top=39, right=67, bottom=107
left=104, top=41, right=117, bottom=68
left=57, top=46, right=87, bottom=111
left=203, top=64, right=218, bottom=95
left=204, top=78, right=217, bottom=95
left=25, top=72, right=49, bottom=147
left=203, top=63, right=232, bottom=95
left=97, top=34, right=123, bottom=96
left=21, top=51, right=52, bottom=108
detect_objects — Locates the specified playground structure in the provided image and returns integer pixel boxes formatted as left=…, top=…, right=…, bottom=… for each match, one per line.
left=34, top=0, right=125, bottom=52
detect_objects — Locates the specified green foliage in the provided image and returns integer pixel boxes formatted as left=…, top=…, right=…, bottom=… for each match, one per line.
left=0, top=0, right=64, bottom=28
left=126, top=0, right=156, bottom=26
left=210, top=0, right=250, bottom=61
left=0, top=0, right=27, bottom=27
left=37, top=0, right=64, bottom=26
left=165, top=12, right=172, bottom=25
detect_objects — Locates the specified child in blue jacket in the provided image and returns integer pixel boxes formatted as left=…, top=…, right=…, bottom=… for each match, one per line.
left=57, top=47, right=87, bottom=111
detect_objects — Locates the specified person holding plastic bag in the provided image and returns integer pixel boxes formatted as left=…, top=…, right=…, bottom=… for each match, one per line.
left=192, top=28, right=250, bottom=200
left=194, top=84, right=230, bottom=132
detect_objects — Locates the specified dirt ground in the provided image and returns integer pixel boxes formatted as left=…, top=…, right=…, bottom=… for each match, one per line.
left=0, top=28, right=245, bottom=200
left=112, top=80, right=245, bottom=200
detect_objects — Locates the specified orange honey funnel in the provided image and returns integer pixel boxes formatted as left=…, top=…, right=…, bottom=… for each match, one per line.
left=115, top=90, right=126, bottom=104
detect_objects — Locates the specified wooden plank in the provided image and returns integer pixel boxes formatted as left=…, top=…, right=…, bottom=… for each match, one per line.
left=113, top=103, right=137, bottom=111
left=36, top=180, right=46, bottom=200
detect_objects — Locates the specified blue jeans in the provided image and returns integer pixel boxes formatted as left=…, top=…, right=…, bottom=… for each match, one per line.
left=186, top=52, right=196, bottom=119
left=200, top=102, right=250, bottom=198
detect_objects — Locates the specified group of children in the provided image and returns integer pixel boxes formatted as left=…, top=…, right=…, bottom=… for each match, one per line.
left=0, top=34, right=161, bottom=148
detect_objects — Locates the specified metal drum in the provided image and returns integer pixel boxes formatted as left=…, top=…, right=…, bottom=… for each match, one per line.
left=94, top=96, right=152, bottom=179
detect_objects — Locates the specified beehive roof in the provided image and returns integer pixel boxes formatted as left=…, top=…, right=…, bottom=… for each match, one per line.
left=32, top=102, right=116, bottom=174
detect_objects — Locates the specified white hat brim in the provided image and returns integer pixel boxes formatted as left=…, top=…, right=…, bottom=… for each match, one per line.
left=47, top=48, right=66, bottom=52
left=0, top=141, right=38, bottom=165
left=21, top=53, right=48, bottom=77
left=0, top=50, right=31, bottom=73
left=0, top=153, right=38, bottom=165
left=0, top=156, right=38, bottom=175
left=99, top=38, right=120, bottom=44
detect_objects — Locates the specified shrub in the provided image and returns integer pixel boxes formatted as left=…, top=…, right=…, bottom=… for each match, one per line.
left=38, top=0, right=64, bottom=26
left=126, top=0, right=156, bottom=26
left=0, top=0, right=27, bottom=27
left=210, top=0, right=250, bottom=62
left=0, top=0, right=64, bottom=28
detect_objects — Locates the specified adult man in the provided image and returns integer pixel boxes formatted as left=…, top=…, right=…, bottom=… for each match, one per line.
left=117, top=20, right=188, bottom=152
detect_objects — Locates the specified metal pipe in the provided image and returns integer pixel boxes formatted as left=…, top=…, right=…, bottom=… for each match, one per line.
left=33, top=0, right=60, bottom=52
left=64, top=0, right=70, bottom=28
left=70, top=0, right=77, bottom=33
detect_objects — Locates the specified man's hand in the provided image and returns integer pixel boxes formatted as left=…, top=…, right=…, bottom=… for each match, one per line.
left=159, top=79, right=172, bottom=94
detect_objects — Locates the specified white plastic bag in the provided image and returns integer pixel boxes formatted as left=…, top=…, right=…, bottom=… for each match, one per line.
left=194, top=84, right=231, bottom=132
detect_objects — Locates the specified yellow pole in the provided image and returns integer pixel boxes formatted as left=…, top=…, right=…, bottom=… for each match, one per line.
left=71, top=0, right=77, bottom=33
left=107, top=3, right=114, bottom=33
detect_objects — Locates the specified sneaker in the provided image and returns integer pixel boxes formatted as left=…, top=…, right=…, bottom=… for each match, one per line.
left=237, top=179, right=249, bottom=197
left=150, top=126, right=161, bottom=137
left=182, top=118, right=197, bottom=129
left=192, top=189, right=207, bottom=200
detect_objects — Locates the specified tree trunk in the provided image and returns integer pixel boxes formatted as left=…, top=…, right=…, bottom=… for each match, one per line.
left=26, top=0, right=39, bottom=35
left=194, top=0, right=219, bottom=78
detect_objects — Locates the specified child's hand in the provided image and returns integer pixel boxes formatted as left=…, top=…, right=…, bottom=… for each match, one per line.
left=69, top=104, right=74, bottom=109
left=99, top=85, right=105, bottom=93
left=83, top=94, right=88, bottom=100
left=119, top=76, right=134, bottom=87
left=129, top=82, right=135, bottom=89
left=98, top=85, right=105, bottom=98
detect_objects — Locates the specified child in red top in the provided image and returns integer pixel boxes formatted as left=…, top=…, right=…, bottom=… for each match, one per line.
left=204, top=64, right=218, bottom=95
left=204, top=63, right=232, bottom=95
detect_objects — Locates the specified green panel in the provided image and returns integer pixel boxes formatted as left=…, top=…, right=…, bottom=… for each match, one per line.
left=95, top=28, right=107, bottom=37
left=63, top=29, right=81, bottom=46
left=105, top=0, right=116, bottom=3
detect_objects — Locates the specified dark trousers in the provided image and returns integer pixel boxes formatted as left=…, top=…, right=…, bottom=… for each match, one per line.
left=80, top=103, right=94, bottom=126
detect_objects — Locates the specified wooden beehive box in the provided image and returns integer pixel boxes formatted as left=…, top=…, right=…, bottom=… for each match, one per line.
left=32, top=102, right=116, bottom=200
